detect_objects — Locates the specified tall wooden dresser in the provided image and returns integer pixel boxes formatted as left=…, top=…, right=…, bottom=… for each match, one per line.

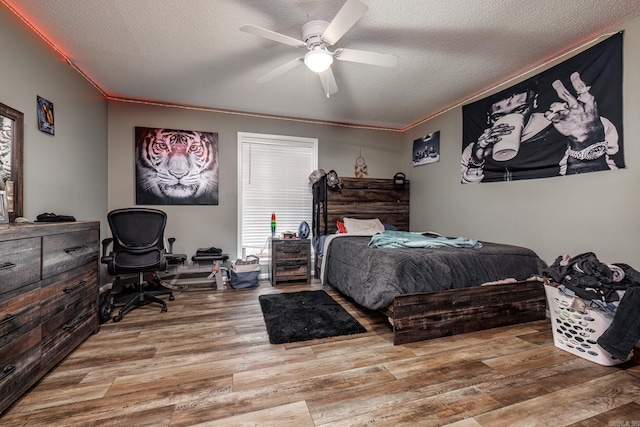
left=0, top=221, right=100, bottom=414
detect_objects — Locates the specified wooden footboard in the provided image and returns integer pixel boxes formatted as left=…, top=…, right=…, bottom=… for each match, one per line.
left=381, top=280, right=547, bottom=345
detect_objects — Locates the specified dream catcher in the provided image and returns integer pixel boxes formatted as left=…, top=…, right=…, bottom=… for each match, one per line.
left=354, top=151, right=368, bottom=178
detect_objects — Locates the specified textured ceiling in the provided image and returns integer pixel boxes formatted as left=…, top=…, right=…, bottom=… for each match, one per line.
left=3, top=0, right=640, bottom=130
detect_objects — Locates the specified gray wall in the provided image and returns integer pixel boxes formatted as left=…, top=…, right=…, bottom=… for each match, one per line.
left=108, top=102, right=404, bottom=260
left=404, top=15, right=640, bottom=267
left=0, top=5, right=108, bottom=236
left=4, top=0, right=640, bottom=278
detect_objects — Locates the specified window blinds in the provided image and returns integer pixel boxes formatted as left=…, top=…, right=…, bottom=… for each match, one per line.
left=238, top=133, right=317, bottom=259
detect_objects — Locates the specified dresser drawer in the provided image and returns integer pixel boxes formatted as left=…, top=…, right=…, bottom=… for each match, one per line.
left=0, top=282, right=40, bottom=349
left=0, top=237, right=41, bottom=295
left=0, top=327, right=41, bottom=413
left=42, top=228, right=99, bottom=279
left=40, top=262, right=98, bottom=368
left=273, top=241, right=310, bottom=260
left=40, top=300, right=96, bottom=370
left=274, top=260, right=308, bottom=279
left=40, top=264, right=98, bottom=323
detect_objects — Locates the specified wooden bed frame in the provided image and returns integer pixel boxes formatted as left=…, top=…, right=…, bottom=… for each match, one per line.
left=382, top=281, right=546, bottom=345
left=312, top=176, right=546, bottom=345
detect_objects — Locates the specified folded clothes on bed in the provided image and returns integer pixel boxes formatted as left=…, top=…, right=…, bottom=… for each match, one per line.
left=368, top=230, right=481, bottom=249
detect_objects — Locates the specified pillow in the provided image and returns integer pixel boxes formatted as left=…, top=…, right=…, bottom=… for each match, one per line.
left=336, top=220, right=347, bottom=234
left=343, top=217, right=385, bottom=234
left=383, top=223, right=398, bottom=231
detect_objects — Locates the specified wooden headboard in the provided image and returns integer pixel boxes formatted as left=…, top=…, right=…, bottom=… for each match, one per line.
left=312, top=177, right=410, bottom=237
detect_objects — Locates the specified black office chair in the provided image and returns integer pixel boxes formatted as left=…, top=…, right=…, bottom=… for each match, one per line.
left=101, top=208, right=173, bottom=322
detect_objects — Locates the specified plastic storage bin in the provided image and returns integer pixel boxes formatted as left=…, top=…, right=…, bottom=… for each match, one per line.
left=544, top=284, right=630, bottom=366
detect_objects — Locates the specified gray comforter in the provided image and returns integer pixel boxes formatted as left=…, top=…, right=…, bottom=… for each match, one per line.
left=324, top=235, right=547, bottom=310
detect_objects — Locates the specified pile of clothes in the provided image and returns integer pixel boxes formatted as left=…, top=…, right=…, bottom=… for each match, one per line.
left=543, top=252, right=640, bottom=361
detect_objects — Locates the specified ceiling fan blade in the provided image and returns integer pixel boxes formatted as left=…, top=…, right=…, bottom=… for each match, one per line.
left=257, top=58, right=304, bottom=83
left=240, top=24, right=306, bottom=48
left=318, top=67, right=338, bottom=97
left=322, top=0, right=368, bottom=46
left=334, top=48, right=398, bottom=68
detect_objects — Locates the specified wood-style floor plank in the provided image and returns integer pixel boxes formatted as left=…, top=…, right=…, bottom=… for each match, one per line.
left=474, top=372, right=640, bottom=426
left=1, top=280, right=639, bottom=427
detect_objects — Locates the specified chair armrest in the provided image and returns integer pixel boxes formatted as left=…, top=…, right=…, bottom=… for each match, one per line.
left=167, top=237, right=176, bottom=254
left=101, top=237, right=113, bottom=254
left=101, top=238, right=114, bottom=265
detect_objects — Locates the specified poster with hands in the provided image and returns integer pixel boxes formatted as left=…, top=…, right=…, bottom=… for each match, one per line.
left=461, top=32, right=624, bottom=184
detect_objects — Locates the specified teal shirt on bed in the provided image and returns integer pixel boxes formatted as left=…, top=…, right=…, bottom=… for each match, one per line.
left=368, top=230, right=482, bottom=249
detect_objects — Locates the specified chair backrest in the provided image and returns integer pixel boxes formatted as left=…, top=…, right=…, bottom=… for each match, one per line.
left=107, top=208, right=167, bottom=273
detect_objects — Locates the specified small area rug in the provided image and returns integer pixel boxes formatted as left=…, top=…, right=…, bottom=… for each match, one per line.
left=259, top=290, right=367, bottom=344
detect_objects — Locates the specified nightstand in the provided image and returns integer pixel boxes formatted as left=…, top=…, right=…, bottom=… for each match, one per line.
left=269, top=238, right=311, bottom=286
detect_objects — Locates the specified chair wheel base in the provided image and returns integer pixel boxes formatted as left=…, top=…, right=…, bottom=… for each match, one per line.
left=99, top=295, right=114, bottom=323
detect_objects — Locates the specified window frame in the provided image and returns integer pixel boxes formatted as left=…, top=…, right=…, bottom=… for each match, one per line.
left=236, top=132, right=318, bottom=265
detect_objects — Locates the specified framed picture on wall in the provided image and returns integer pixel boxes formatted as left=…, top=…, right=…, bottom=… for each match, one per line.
left=37, top=96, right=55, bottom=135
left=0, top=191, right=8, bottom=223
left=0, top=101, right=24, bottom=222
left=413, top=131, right=440, bottom=167
left=134, top=127, right=219, bottom=205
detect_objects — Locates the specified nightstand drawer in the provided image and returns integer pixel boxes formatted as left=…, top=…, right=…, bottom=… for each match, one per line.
left=272, top=241, right=310, bottom=260
left=274, top=260, right=308, bottom=278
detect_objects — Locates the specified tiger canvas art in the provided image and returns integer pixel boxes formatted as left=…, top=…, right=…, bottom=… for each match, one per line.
left=135, top=127, right=219, bottom=205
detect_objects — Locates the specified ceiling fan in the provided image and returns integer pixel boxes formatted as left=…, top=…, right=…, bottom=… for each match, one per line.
left=240, top=0, right=398, bottom=97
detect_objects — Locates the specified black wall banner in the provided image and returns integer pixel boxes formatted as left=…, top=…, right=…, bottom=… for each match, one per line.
left=461, top=32, right=624, bottom=184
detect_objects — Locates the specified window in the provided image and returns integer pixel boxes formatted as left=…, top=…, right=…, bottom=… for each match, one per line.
left=237, top=132, right=317, bottom=269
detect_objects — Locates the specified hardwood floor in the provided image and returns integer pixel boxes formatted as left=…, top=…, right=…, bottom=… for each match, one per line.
left=2, top=280, right=640, bottom=426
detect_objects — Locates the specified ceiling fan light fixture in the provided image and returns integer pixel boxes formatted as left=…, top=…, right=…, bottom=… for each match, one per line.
left=304, top=47, right=334, bottom=73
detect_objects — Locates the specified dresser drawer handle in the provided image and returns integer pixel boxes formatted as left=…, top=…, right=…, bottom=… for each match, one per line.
left=0, top=261, right=16, bottom=271
left=64, top=245, right=86, bottom=254
left=0, top=313, right=16, bottom=326
left=282, top=249, right=301, bottom=254
left=281, top=264, right=301, bottom=270
left=62, top=312, right=88, bottom=331
left=1, top=365, right=16, bottom=381
left=63, top=280, right=87, bottom=293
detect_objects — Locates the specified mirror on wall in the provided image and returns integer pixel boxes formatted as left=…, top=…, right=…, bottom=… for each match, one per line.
left=0, top=102, right=24, bottom=222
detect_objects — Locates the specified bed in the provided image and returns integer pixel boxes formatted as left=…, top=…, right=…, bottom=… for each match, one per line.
left=312, top=176, right=547, bottom=345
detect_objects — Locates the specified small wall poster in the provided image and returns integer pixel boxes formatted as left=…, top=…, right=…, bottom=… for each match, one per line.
left=413, top=131, right=440, bottom=167
left=37, top=96, right=54, bottom=135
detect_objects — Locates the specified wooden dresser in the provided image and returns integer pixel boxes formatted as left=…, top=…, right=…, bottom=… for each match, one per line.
left=0, top=221, right=100, bottom=414
left=269, top=238, right=311, bottom=286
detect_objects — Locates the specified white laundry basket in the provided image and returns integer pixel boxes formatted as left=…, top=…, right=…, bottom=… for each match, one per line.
left=544, top=284, right=631, bottom=366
